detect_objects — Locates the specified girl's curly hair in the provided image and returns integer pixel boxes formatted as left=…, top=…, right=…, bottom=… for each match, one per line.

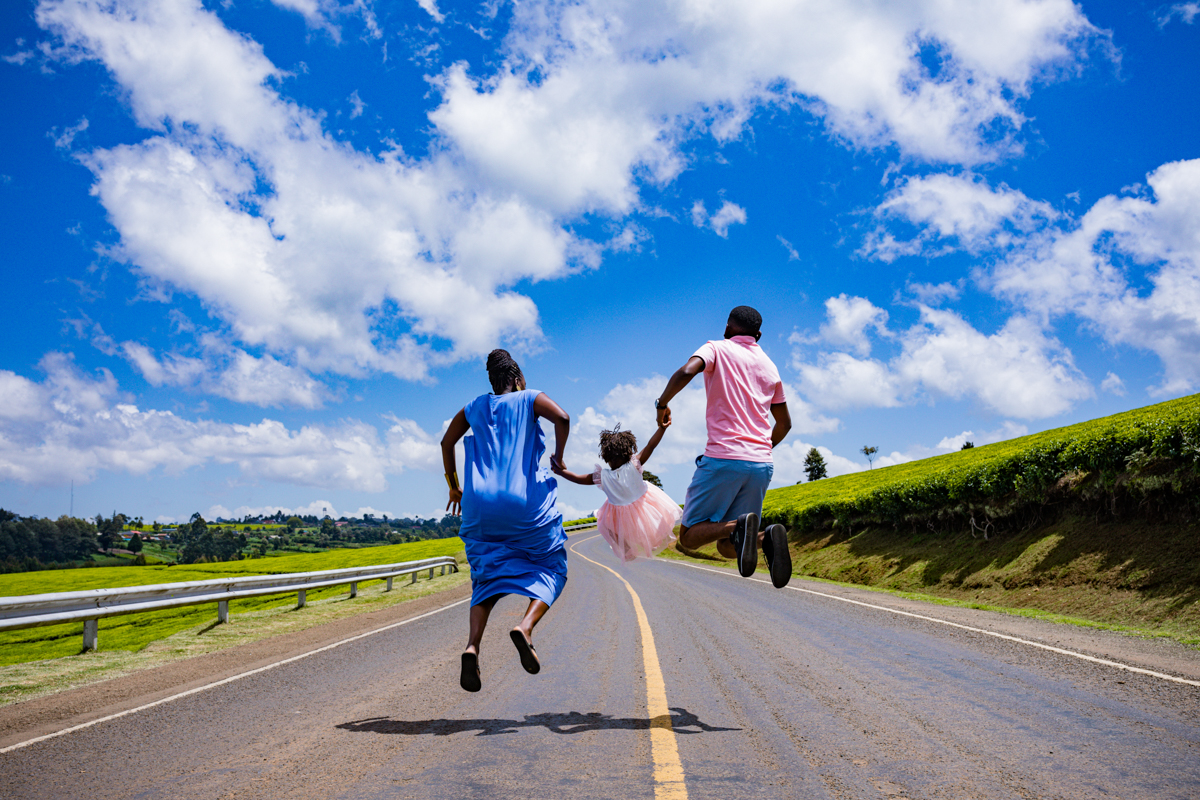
left=599, top=425, right=638, bottom=469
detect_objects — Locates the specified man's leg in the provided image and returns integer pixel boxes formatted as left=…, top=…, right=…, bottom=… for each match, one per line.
left=678, top=518, right=736, bottom=551
left=679, top=457, right=740, bottom=551
left=724, top=462, right=787, bottom=584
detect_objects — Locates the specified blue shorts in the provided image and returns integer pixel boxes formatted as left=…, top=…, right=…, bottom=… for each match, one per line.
left=681, top=456, right=774, bottom=528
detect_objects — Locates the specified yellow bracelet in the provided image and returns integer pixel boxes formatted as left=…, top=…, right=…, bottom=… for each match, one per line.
left=445, top=472, right=460, bottom=491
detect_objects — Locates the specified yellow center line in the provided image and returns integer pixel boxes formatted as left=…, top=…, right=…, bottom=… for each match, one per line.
left=570, top=535, right=688, bottom=800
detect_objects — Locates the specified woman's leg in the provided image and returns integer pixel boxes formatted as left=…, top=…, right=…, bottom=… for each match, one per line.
left=465, top=595, right=500, bottom=655
left=514, top=598, right=550, bottom=640
left=510, top=598, right=550, bottom=674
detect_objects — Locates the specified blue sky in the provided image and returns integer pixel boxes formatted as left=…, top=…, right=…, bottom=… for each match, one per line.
left=1, top=0, right=1198, bottom=523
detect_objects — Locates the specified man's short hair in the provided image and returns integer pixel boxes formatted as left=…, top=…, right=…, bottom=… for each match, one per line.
left=728, top=305, right=762, bottom=334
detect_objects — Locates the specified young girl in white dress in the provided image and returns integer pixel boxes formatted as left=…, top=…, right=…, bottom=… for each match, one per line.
left=552, top=420, right=682, bottom=561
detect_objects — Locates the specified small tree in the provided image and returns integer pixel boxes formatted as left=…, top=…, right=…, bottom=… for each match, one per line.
left=802, top=447, right=828, bottom=482
left=861, top=445, right=878, bottom=469
left=286, top=516, right=304, bottom=532
left=961, top=441, right=975, bottom=450
left=128, top=533, right=144, bottom=553
left=642, top=470, right=664, bottom=488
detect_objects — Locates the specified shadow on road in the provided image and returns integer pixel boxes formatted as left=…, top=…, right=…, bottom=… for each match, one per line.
left=338, top=707, right=740, bottom=737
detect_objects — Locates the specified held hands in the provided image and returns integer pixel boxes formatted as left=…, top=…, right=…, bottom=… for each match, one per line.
left=549, top=455, right=567, bottom=476
left=656, top=405, right=672, bottom=427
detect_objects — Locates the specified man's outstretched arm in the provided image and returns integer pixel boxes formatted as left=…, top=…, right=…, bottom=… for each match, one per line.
left=656, top=356, right=705, bottom=426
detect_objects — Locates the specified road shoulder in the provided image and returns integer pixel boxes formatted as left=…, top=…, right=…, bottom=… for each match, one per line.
left=0, top=582, right=470, bottom=749
left=663, top=557, right=1200, bottom=683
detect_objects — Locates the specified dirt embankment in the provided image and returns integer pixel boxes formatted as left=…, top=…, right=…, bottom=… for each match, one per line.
left=784, top=513, right=1200, bottom=644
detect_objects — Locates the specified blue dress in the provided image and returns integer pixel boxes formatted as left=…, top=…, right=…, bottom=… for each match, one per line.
left=459, top=389, right=568, bottom=607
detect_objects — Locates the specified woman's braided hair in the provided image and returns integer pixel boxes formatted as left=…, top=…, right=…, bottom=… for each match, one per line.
left=486, top=349, right=524, bottom=394
left=599, top=425, right=638, bottom=469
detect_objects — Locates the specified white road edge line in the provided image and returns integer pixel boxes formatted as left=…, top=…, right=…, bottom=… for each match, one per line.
left=665, top=559, right=1200, bottom=688
left=0, top=597, right=472, bottom=755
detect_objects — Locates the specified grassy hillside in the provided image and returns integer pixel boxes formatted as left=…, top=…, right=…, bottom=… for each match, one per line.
left=0, top=539, right=464, bottom=665
left=738, top=394, right=1200, bottom=644
left=765, top=393, right=1200, bottom=534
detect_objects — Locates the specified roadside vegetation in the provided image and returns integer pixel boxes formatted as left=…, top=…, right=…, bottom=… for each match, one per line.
left=673, top=393, right=1200, bottom=645
left=0, top=539, right=466, bottom=667
left=765, top=393, right=1200, bottom=536
left=0, top=508, right=462, bottom=573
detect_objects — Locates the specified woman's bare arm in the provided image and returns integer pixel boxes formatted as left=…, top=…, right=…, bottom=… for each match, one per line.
left=440, top=409, right=470, bottom=515
left=533, top=392, right=571, bottom=471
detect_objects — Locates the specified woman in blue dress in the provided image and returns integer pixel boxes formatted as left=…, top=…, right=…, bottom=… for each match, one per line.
left=441, top=349, right=572, bottom=692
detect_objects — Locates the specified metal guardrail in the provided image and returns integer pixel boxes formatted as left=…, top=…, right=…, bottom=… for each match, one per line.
left=0, top=556, right=460, bottom=652
left=563, top=522, right=597, bottom=531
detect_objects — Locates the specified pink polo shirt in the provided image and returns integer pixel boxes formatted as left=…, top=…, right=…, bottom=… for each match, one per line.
left=694, top=336, right=786, bottom=463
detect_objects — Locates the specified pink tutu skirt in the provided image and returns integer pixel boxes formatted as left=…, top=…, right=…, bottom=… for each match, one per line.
left=596, top=483, right=682, bottom=562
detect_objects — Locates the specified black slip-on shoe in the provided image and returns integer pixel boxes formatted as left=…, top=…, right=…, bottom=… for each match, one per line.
left=735, top=512, right=759, bottom=577
left=762, top=524, right=791, bottom=588
left=460, top=652, right=481, bottom=692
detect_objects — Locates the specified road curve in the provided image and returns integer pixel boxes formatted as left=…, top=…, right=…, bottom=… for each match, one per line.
left=2, top=532, right=1199, bottom=799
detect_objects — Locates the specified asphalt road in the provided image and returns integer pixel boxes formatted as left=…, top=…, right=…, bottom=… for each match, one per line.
left=2, top=532, right=1199, bottom=799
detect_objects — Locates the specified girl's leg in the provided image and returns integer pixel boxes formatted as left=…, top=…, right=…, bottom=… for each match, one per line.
left=465, top=595, right=500, bottom=655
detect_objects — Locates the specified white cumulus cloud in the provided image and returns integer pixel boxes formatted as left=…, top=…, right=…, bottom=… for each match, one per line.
left=0, top=353, right=440, bottom=489
left=32, top=0, right=1106, bottom=400
left=794, top=300, right=1092, bottom=418
left=863, top=172, right=1060, bottom=260
left=863, top=160, right=1200, bottom=396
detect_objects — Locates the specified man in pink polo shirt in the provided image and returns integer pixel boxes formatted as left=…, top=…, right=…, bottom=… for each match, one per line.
left=655, top=306, right=793, bottom=587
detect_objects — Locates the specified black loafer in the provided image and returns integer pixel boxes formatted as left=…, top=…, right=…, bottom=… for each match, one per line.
left=735, top=512, right=759, bottom=577
left=762, top=524, right=791, bottom=588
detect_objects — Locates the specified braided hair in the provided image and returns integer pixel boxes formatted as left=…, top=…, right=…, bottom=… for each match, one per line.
left=486, top=349, right=524, bottom=394
left=599, top=425, right=638, bottom=470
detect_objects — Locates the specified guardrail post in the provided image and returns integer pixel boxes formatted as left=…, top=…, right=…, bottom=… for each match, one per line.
left=297, top=589, right=306, bottom=608
left=83, top=619, right=98, bottom=651
left=217, top=600, right=229, bottom=624
left=440, top=565, right=446, bottom=576
left=428, top=567, right=435, bottom=579
left=349, top=582, right=358, bottom=599
left=411, top=572, right=417, bottom=584
left=386, top=576, right=394, bottom=592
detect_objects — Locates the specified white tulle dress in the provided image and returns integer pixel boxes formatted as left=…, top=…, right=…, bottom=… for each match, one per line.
left=593, top=455, right=681, bottom=562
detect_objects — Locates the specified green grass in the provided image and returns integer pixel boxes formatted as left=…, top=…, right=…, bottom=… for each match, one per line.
left=0, top=567, right=471, bottom=705
left=764, top=393, right=1200, bottom=532
left=0, top=539, right=465, bottom=665
left=659, top=532, right=1200, bottom=649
